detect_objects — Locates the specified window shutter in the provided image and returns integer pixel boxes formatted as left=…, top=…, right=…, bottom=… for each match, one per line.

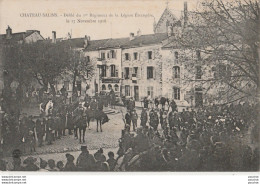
left=153, top=67, right=156, bottom=79
left=153, top=51, right=155, bottom=59
left=115, top=50, right=117, bottom=59
left=147, top=67, right=149, bottom=79
left=129, top=67, right=132, bottom=79
left=138, top=52, right=141, bottom=61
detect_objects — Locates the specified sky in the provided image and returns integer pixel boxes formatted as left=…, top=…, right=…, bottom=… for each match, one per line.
left=0, top=0, right=200, bottom=40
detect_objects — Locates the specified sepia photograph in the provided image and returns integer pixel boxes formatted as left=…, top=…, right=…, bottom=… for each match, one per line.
left=0, top=0, right=259, bottom=175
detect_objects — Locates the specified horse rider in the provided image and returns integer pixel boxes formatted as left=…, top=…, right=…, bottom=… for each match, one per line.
left=90, top=98, right=98, bottom=119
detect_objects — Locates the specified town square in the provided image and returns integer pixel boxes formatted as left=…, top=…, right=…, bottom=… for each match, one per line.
left=0, top=0, right=259, bottom=172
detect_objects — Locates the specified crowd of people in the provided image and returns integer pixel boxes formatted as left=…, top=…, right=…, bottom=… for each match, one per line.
left=0, top=86, right=259, bottom=171
left=0, top=89, right=111, bottom=155
left=117, top=99, right=259, bottom=171
left=0, top=99, right=258, bottom=172
left=0, top=147, right=117, bottom=171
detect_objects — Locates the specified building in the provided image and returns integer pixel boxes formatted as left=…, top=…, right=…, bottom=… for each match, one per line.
left=0, top=26, right=45, bottom=95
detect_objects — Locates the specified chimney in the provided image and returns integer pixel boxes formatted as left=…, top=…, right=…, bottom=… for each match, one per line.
left=184, top=2, right=188, bottom=26
left=6, top=26, right=12, bottom=39
left=167, top=26, right=173, bottom=37
left=52, top=31, right=56, bottom=43
left=129, top=33, right=135, bottom=41
left=137, top=29, right=141, bottom=37
left=84, top=35, right=89, bottom=48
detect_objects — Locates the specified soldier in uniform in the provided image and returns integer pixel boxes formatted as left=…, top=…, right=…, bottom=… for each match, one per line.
left=90, top=98, right=98, bottom=119
left=140, top=108, right=148, bottom=127
left=67, top=108, right=73, bottom=135
left=46, top=116, right=54, bottom=145
left=131, top=109, right=138, bottom=131
left=35, top=118, right=45, bottom=147
left=125, top=110, right=131, bottom=132
left=143, top=97, right=149, bottom=109
left=170, top=99, right=177, bottom=112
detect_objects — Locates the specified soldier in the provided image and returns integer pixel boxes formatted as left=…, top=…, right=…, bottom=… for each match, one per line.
left=154, top=97, right=159, bottom=109
left=46, top=116, right=54, bottom=145
left=131, top=109, right=138, bottom=131
left=170, top=99, right=177, bottom=112
left=67, top=109, right=73, bottom=135
left=60, top=111, right=66, bottom=136
left=160, top=96, right=167, bottom=109
left=54, top=114, right=61, bottom=140
left=97, top=96, right=104, bottom=111
left=125, top=110, right=131, bottom=132
left=140, top=108, right=148, bottom=127
left=90, top=98, right=98, bottom=119
left=84, top=94, right=90, bottom=109
left=35, top=118, right=45, bottom=147
left=143, top=97, right=149, bottom=109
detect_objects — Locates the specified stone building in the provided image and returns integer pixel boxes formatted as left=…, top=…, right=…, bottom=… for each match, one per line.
left=0, top=26, right=44, bottom=95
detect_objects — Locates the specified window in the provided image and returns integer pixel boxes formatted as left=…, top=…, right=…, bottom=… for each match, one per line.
left=115, top=67, right=119, bottom=77
left=101, top=52, right=105, bottom=60
left=114, top=84, right=119, bottom=91
left=134, top=52, right=138, bottom=60
left=148, top=51, right=153, bottom=59
left=86, top=56, right=90, bottom=62
left=147, top=86, right=154, bottom=98
left=133, top=67, right=138, bottom=77
left=107, top=52, right=110, bottom=59
left=174, top=51, right=179, bottom=59
left=125, top=53, right=130, bottom=61
left=111, top=65, right=116, bottom=77
left=173, top=87, right=180, bottom=100
left=101, top=65, right=106, bottom=77
left=196, top=50, right=201, bottom=60
left=76, top=81, right=82, bottom=95
left=125, top=67, right=130, bottom=79
left=64, top=81, right=69, bottom=90
left=108, top=84, right=112, bottom=90
left=125, top=85, right=130, bottom=96
left=147, top=66, right=154, bottom=79
left=111, top=50, right=116, bottom=58
left=102, top=84, right=106, bottom=90
left=195, top=66, right=202, bottom=79
left=195, top=88, right=203, bottom=107
left=173, top=66, right=180, bottom=79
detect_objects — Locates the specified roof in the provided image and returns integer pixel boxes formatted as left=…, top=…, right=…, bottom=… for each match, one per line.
left=0, top=30, right=44, bottom=44
left=84, top=33, right=169, bottom=51
left=161, top=40, right=180, bottom=49
left=154, top=8, right=180, bottom=31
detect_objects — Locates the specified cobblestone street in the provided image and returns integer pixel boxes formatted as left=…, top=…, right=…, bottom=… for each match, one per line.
left=20, top=105, right=133, bottom=155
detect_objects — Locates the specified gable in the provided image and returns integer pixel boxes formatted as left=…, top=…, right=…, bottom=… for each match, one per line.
left=24, top=32, right=44, bottom=43
left=155, top=8, right=178, bottom=33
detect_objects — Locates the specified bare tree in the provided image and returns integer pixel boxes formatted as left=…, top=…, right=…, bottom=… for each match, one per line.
left=177, top=0, right=259, bottom=104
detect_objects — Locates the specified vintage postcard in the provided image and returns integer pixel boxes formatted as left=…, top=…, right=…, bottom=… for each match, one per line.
left=0, top=0, right=259, bottom=177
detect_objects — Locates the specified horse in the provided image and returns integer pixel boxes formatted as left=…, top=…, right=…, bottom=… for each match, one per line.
left=73, top=107, right=87, bottom=143
left=85, top=109, right=109, bottom=132
left=77, top=115, right=87, bottom=143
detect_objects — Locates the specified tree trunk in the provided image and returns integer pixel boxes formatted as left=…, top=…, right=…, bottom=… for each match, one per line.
left=72, top=69, right=78, bottom=102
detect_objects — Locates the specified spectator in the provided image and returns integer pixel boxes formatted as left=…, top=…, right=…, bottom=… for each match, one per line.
left=107, top=152, right=116, bottom=171
left=47, top=159, right=58, bottom=171
left=64, top=154, right=77, bottom=171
